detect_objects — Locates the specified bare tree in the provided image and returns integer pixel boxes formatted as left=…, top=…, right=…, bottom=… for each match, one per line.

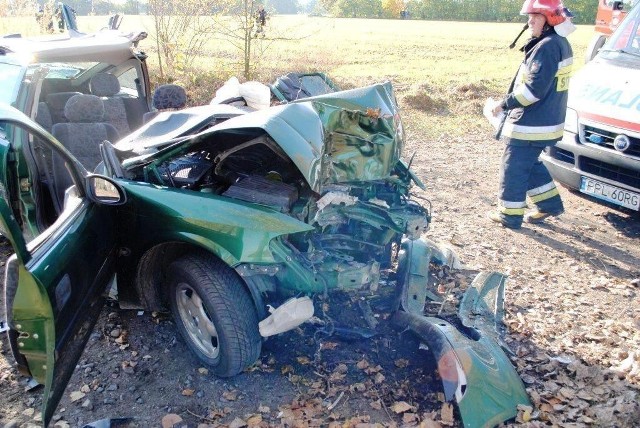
left=147, top=0, right=218, bottom=80
left=0, top=0, right=36, bottom=16
left=216, top=1, right=315, bottom=80
left=215, top=0, right=267, bottom=79
left=147, top=0, right=316, bottom=81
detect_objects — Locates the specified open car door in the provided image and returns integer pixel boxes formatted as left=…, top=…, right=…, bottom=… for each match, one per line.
left=0, top=105, right=124, bottom=426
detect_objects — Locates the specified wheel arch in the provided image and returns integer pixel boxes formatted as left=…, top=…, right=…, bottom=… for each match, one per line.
left=133, top=242, right=265, bottom=317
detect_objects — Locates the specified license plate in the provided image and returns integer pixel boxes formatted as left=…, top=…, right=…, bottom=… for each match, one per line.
left=580, top=177, right=640, bottom=211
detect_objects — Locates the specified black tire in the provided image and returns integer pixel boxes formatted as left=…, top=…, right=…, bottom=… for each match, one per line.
left=168, top=253, right=261, bottom=377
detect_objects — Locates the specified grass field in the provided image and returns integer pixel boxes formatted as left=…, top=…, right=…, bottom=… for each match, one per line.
left=2, top=14, right=594, bottom=137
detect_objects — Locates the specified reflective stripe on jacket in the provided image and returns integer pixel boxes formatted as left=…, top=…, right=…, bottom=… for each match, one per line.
left=501, top=28, right=573, bottom=145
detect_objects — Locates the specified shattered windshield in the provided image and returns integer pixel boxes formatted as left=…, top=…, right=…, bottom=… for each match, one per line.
left=28, top=61, right=97, bottom=79
left=0, top=63, right=23, bottom=105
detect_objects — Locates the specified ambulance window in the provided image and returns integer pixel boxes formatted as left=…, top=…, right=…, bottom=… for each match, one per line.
left=609, top=5, right=640, bottom=51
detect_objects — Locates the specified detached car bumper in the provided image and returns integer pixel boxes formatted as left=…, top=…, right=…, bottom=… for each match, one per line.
left=394, top=239, right=531, bottom=427
left=393, top=271, right=531, bottom=428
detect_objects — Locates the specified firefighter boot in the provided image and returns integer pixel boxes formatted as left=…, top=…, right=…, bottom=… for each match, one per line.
left=524, top=208, right=564, bottom=224
left=488, top=211, right=522, bottom=229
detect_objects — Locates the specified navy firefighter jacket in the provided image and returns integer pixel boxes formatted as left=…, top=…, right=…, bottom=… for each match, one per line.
left=500, top=27, right=573, bottom=146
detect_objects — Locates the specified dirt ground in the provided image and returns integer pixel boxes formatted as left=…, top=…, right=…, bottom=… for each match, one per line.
left=1, top=105, right=639, bottom=428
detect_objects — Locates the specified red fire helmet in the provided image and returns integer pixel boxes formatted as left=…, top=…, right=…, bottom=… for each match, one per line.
left=520, top=0, right=572, bottom=26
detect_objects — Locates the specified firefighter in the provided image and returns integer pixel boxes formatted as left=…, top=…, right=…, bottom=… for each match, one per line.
left=488, top=0, right=575, bottom=229
left=255, top=5, right=267, bottom=36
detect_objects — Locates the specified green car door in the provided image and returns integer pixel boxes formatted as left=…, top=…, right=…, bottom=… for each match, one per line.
left=0, top=105, right=125, bottom=426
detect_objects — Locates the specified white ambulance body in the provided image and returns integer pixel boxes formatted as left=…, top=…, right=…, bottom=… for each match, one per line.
left=542, top=2, right=640, bottom=212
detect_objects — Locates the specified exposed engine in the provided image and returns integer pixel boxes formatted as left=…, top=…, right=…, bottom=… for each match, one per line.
left=144, top=133, right=430, bottom=291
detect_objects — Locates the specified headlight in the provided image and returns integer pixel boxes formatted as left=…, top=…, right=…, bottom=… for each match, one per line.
left=563, top=108, right=579, bottom=134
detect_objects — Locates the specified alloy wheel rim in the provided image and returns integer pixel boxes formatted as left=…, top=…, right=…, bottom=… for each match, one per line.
left=175, top=283, right=219, bottom=359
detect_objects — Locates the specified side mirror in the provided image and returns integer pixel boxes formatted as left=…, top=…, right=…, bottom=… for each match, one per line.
left=612, top=0, right=624, bottom=11
left=87, top=175, right=126, bottom=205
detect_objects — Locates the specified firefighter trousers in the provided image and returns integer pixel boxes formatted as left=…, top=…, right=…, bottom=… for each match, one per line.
left=498, top=144, right=563, bottom=227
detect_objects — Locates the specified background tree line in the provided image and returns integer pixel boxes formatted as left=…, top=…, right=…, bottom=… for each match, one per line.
left=3, top=0, right=599, bottom=24
left=318, top=0, right=599, bottom=24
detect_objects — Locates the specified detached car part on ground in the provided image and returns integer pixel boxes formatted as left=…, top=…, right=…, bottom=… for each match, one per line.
left=1, top=82, right=529, bottom=427
left=542, top=1, right=640, bottom=213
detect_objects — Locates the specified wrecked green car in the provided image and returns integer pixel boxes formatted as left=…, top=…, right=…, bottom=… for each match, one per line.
left=0, top=82, right=529, bottom=427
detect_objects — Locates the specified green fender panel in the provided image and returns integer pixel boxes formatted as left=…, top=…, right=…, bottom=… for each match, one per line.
left=393, top=272, right=530, bottom=427
left=119, top=181, right=314, bottom=266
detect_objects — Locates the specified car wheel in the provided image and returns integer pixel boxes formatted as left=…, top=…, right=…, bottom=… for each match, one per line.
left=168, top=253, right=261, bottom=377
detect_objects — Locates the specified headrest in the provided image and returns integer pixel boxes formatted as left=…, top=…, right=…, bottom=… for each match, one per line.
left=153, top=84, right=187, bottom=110
left=64, top=94, right=105, bottom=123
left=90, top=73, right=121, bottom=97
left=46, top=92, right=82, bottom=110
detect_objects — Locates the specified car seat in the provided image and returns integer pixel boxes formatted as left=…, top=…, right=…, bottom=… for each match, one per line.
left=52, top=94, right=119, bottom=169
left=35, top=102, right=53, bottom=132
left=143, top=84, right=187, bottom=123
left=51, top=94, right=119, bottom=206
left=89, top=72, right=131, bottom=136
left=45, top=91, right=82, bottom=124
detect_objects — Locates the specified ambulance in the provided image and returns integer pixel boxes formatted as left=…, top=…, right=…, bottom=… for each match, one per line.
left=541, top=1, right=640, bottom=212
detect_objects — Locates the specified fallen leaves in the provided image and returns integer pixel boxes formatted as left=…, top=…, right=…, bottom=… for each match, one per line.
left=513, top=346, right=640, bottom=425
left=281, top=365, right=294, bottom=375
left=403, top=412, right=419, bottom=424
left=365, top=107, right=381, bottom=119
left=75, top=285, right=638, bottom=428
left=329, top=363, right=348, bottom=382
left=246, top=414, right=262, bottom=426
left=222, top=390, right=239, bottom=401
left=440, top=403, right=454, bottom=426
left=296, top=356, right=311, bottom=365
left=391, top=401, right=413, bottom=414
left=69, top=391, right=85, bottom=402
left=394, top=358, right=409, bottom=368
left=370, top=372, right=383, bottom=384
left=609, top=352, right=640, bottom=378
left=41, top=238, right=640, bottom=428
left=228, top=417, right=247, bottom=428
left=516, top=404, right=533, bottom=423
left=369, top=399, right=382, bottom=410
left=320, top=341, right=338, bottom=351
left=161, top=413, right=183, bottom=428
left=349, top=382, right=366, bottom=392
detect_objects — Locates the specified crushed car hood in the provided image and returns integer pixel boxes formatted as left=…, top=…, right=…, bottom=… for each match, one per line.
left=123, top=82, right=404, bottom=194
left=115, top=104, right=250, bottom=152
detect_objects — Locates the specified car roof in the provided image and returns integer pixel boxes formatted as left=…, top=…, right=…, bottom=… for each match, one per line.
left=0, top=30, right=144, bottom=64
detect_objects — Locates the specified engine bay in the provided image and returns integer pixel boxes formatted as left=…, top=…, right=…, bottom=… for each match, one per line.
left=131, top=132, right=430, bottom=290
